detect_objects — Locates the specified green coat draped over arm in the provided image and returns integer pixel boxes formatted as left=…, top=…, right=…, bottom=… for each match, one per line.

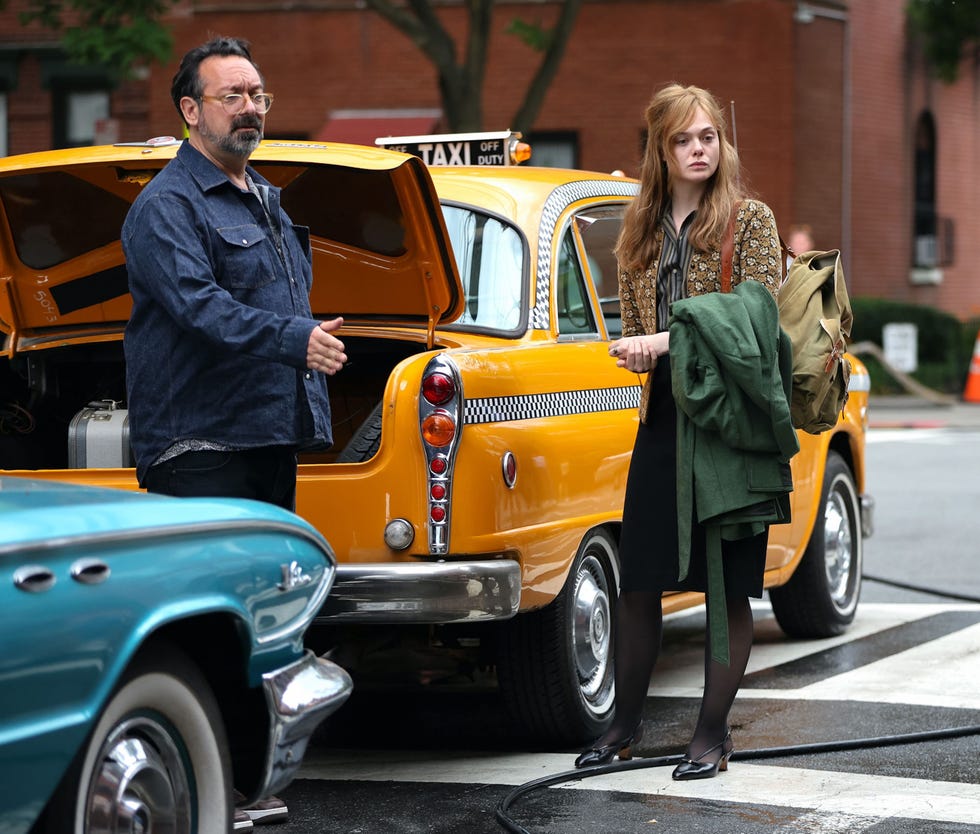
left=669, top=279, right=799, bottom=663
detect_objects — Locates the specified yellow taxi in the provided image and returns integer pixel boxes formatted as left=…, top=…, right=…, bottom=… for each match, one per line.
left=0, top=132, right=872, bottom=746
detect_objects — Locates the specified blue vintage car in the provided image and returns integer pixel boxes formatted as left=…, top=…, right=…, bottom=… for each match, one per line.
left=0, top=476, right=352, bottom=833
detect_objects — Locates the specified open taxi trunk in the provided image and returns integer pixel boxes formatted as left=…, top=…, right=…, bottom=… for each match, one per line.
left=0, top=139, right=462, bottom=472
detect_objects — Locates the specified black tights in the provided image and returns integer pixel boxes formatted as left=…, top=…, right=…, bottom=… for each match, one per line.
left=599, top=589, right=754, bottom=762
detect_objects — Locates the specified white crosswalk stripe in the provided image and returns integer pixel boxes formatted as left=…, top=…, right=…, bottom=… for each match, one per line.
left=298, top=602, right=980, bottom=831
left=299, top=750, right=980, bottom=827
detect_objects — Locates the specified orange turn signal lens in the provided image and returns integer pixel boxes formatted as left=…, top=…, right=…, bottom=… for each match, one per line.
left=510, top=140, right=532, bottom=165
left=422, top=411, right=456, bottom=447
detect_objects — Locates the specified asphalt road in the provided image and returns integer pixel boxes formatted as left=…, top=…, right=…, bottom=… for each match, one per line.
left=275, top=401, right=980, bottom=834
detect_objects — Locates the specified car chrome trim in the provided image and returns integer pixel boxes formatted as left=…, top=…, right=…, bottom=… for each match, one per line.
left=0, top=518, right=331, bottom=561
left=315, top=559, right=522, bottom=623
left=12, top=564, right=56, bottom=593
left=256, top=651, right=353, bottom=800
left=277, top=560, right=314, bottom=592
left=532, top=182, right=639, bottom=330
left=70, top=557, right=111, bottom=585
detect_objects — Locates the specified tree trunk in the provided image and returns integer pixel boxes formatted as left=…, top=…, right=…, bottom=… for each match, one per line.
left=510, top=0, right=584, bottom=134
left=364, top=0, right=584, bottom=134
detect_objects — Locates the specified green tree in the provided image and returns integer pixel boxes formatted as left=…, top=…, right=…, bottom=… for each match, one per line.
left=1, top=0, right=176, bottom=79
left=3, top=0, right=582, bottom=131
left=907, top=0, right=980, bottom=83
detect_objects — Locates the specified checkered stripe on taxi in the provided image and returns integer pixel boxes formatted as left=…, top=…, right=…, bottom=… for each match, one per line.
left=462, top=385, right=641, bottom=424
left=532, top=178, right=640, bottom=330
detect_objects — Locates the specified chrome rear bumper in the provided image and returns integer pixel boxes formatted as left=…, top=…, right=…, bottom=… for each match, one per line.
left=314, top=559, right=522, bottom=624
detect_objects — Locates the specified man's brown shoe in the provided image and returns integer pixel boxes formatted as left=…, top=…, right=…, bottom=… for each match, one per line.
left=234, top=790, right=289, bottom=825
left=233, top=808, right=254, bottom=831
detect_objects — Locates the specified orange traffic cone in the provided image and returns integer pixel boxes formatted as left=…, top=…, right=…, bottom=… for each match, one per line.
left=964, top=330, right=980, bottom=403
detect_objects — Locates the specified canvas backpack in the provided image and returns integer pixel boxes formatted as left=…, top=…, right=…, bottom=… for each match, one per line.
left=721, top=218, right=853, bottom=434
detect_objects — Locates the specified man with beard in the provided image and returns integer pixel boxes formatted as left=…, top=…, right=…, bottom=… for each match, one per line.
left=122, top=36, right=346, bottom=828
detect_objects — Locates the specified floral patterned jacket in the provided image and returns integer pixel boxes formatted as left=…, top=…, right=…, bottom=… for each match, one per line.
left=619, top=198, right=782, bottom=422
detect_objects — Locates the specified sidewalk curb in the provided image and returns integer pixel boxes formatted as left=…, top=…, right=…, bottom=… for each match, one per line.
left=868, top=419, right=949, bottom=429
left=867, top=396, right=980, bottom=430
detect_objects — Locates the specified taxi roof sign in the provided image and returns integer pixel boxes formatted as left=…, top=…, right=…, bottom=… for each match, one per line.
left=376, top=130, right=531, bottom=167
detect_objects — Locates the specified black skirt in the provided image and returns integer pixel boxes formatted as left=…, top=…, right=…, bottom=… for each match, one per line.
left=618, top=356, right=768, bottom=597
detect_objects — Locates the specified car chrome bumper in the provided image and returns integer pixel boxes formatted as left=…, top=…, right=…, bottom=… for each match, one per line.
left=314, top=559, right=522, bottom=624
left=257, top=650, right=353, bottom=799
left=861, top=493, right=875, bottom=539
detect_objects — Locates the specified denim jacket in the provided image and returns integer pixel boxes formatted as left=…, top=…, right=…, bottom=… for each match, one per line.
left=122, top=141, right=332, bottom=484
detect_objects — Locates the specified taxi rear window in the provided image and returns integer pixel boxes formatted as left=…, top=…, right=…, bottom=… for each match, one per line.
left=0, top=172, right=131, bottom=269
left=443, top=204, right=525, bottom=331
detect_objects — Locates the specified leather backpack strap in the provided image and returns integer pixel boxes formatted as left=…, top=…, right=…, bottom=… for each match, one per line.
left=720, top=207, right=738, bottom=293
left=780, top=235, right=793, bottom=283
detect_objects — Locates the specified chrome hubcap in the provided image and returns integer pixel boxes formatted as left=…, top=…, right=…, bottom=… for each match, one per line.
left=823, top=483, right=854, bottom=607
left=87, top=717, right=191, bottom=834
left=571, top=550, right=615, bottom=717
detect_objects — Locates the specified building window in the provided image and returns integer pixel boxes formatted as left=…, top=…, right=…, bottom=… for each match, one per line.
left=52, top=88, right=110, bottom=148
left=526, top=131, right=578, bottom=169
left=913, top=112, right=937, bottom=267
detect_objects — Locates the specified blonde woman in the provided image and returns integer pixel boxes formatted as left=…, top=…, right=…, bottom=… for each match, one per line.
left=575, top=83, right=783, bottom=779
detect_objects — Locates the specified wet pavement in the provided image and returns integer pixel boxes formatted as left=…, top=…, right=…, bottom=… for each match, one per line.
left=269, top=406, right=980, bottom=834
left=279, top=603, right=980, bottom=834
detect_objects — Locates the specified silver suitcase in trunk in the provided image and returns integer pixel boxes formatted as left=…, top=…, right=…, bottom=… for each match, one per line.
left=68, top=400, right=133, bottom=468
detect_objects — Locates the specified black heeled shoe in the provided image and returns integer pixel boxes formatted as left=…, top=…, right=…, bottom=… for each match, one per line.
left=671, top=731, right=734, bottom=780
left=574, top=723, right=642, bottom=769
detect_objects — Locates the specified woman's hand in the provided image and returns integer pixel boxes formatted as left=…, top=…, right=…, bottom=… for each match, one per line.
left=608, top=333, right=668, bottom=373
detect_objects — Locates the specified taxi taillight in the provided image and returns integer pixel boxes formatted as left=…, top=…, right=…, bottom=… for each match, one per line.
left=421, top=411, right=455, bottom=446
left=422, top=372, right=456, bottom=405
left=419, top=355, right=462, bottom=555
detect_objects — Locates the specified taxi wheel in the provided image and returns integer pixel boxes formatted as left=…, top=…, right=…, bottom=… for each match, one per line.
left=41, top=642, right=232, bottom=834
left=770, top=450, right=862, bottom=638
left=495, top=528, right=618, bottom=745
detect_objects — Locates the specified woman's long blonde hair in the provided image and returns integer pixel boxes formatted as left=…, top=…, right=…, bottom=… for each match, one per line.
left=616, top=83, right=744, bottom=269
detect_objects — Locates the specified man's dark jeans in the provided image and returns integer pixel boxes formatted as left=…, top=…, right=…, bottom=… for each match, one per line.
left=143, top=447, right=298, bottom=511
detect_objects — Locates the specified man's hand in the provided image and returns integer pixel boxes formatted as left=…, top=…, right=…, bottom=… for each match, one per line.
left=307, top=317, right=347, bottom=375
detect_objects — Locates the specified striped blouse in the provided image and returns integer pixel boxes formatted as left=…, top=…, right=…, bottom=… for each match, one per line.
left=619, top=198, right=782, bottom=423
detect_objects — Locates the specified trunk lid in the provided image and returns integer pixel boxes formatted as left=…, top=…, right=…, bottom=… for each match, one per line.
left=0, top=139, right=463, bottom=356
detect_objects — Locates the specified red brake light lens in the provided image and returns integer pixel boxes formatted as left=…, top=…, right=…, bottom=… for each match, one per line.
left=422, top=373, right=456, bottom=405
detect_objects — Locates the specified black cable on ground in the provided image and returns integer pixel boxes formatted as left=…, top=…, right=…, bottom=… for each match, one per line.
left=495, top=723, right=980, bottom=834
left=497, top=569, right=980, bottom=833
left=862, top=573, right=980, bottom=604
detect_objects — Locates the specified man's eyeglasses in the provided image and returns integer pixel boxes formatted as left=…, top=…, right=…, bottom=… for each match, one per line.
left=198, top=92, right=274, bottom=115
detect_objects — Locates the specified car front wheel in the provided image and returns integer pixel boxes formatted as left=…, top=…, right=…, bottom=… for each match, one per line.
left=495, top=528, right=618, bottom=745
left=770, top=450, right=862, bottom=637
left=43, top=642, right=232, bottom=834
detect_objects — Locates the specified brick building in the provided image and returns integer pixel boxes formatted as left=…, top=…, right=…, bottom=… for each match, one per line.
left=1, top=0, right=978, bottom=319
